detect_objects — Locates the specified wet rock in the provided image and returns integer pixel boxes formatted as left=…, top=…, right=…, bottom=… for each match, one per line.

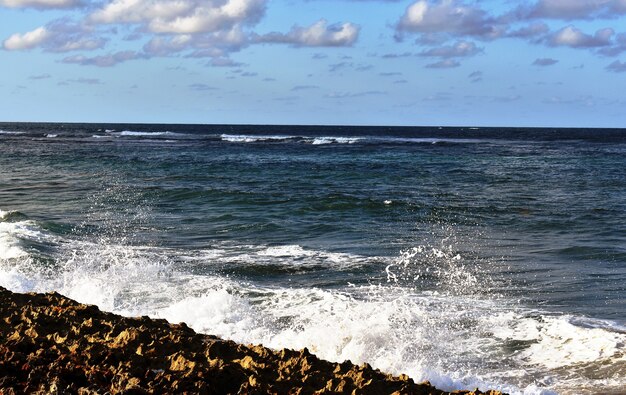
left=0, top=286, right=506, bottom=395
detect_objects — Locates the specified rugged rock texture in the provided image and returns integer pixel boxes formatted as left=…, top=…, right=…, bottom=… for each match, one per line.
left=0, top=287, right=505, bottom=395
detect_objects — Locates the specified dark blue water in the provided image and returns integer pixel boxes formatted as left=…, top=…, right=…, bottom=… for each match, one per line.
left=1, top=123, right=625, bottom=394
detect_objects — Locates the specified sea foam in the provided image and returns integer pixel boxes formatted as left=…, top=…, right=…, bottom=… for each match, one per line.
left=0, top=219, right=623, bottom=394
left=0, top=217, right=44, bottom=260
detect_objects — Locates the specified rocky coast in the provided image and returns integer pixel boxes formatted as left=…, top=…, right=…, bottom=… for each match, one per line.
left=0, top=287, right=504, bottom=394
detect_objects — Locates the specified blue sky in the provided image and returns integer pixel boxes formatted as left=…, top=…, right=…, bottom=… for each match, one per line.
left=1, top=0, right=626, bottom=127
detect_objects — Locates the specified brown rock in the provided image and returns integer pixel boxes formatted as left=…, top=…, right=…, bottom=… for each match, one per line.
left=0, top=286, right=507, bottom=395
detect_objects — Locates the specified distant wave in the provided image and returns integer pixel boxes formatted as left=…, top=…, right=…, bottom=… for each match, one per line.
left=118, top=130, right=186, bottom=137
left=0, top=130, right=24, bottom=135
left=311, top=137, right=362, bottom=145
left=220, top=134, right=297, bottom=143
left=221, top=134, right=364, bottom=145
left=46, top=134, right=58, bottom=138
left=220, top=133, right=490, bottom=145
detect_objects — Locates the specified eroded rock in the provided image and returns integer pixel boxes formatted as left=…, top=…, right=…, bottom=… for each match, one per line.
left=0, top=287, right=505, bottom=395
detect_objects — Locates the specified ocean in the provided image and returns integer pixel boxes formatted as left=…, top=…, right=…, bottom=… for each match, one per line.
left=0, top=123, right=624, bottom=394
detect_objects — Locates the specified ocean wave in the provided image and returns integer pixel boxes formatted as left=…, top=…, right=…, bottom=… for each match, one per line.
left=220, top=134, right=363, bottom=145
left=0, top=218, right=49, bottom=260
left=0, top=130, right=24, bottom=135
left=0, top=210, right=28, bottom=260
left=0, top=225, right=27, bottom=260
left=1, top=231, right=624, bottom=394
left=0, top=210, right=28, bottom=222
left=46, top=134, right=58, bottom=138
left=173, top=243, right=377, bottom=277
left=310, top=137, right=363, bottom=145
left=220, top=134, right=297, bottom=143
left=491, top=312, right=626, bottom=372
left=118, top=130, right=187, bottom=137
left=252, top=244, right=373, bottom=268
left=219, top=133, right=491, bottom=146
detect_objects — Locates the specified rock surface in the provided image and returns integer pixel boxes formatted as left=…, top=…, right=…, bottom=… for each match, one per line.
left=0, top=287, right=505, bottom=394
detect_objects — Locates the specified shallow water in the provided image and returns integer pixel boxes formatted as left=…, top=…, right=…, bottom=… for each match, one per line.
left=1, top=123, right=625, bottom=394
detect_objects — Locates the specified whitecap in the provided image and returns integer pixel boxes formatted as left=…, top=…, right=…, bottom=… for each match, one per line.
left=311, top=136, right=363, bottom=145
left=220, top=134, right=294, bottom=143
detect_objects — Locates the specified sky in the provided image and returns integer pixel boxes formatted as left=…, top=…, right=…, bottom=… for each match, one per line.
left=1, top=0, right=626, bottom=127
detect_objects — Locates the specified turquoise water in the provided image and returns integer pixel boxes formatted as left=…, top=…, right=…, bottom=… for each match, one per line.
left=1, top=123, right=625, bottom=394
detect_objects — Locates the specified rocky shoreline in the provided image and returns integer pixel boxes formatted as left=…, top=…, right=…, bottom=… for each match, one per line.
left=0, top=287, right=505, bottom=394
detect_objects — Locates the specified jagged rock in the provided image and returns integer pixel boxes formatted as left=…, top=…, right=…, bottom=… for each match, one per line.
left=0, top=287, right=505, bottom=395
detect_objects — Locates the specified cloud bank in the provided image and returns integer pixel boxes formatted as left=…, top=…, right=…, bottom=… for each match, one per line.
left=2, top=0, right=625, bottom=74
left=2, top=0, right=360, bottom=68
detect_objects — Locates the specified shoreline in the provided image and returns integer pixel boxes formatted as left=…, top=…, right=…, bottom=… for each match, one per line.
left=0, top=286, right=505, bottom=394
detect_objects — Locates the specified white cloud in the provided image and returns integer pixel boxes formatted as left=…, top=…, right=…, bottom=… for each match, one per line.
left=3, top=27, right=50, bottom=50
left=549, top=25, right=613, bottom=48
left=143, top=26, right=249, bottom=58
left=254, top=19, right=359, bottom=47
left=419, top=40, right=482, bottom=58
left=193, top=26, right=248, bottom=50
left=396, top=0, right=502, bottom=39
left=62, top=50, right=147, bottom=67
left=3, top=21, right=106, bottom=52
left=3, top=0, right=361, bottom=68
left=51, top=37, right=106, bottom=52
left=89, top=0, right=266, bottom=34
left=524, top=0, right=626, bottom=20
left=143, top=34, right=193, bottom=56
left=75, top=0, right=266, bottom=65
left=0, top=0, right=80, bottom=9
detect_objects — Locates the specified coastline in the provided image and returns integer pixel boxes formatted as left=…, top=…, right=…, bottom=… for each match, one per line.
left=0, top=286, right=504, bottom=394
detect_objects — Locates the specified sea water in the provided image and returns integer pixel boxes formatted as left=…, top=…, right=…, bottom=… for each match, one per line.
left=0, top=123, right=625, bottom=394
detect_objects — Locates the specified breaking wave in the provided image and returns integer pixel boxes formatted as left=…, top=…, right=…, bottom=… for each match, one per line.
left=1, top=211, right=624, bottom=394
